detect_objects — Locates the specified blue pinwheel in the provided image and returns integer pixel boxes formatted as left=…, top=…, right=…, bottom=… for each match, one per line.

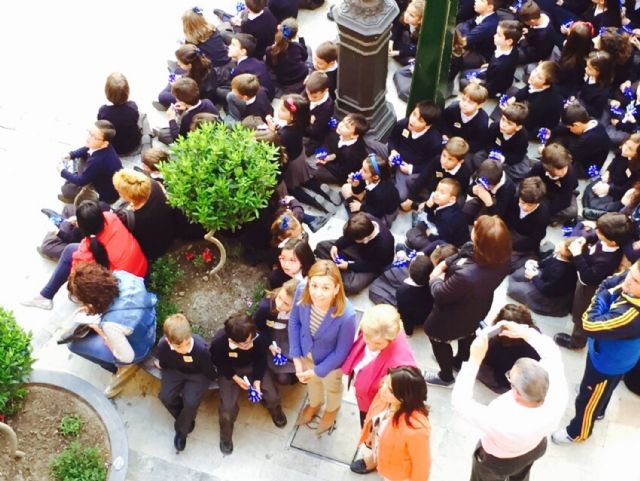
left=350, top=171, right=363, bottom=181
left=499, top=95, right=509, bottom=108
left=587, top=165, right=601, bottom=178
left=244, top=376, right=262, bottom=403
left=488, top=149, right=504, bottom=162
left=537, top=127, right=551, bottom=145
left=562, top=226, right=573, bottom=237
left=391, top=153, right=403, bottom=167
left=272, top=342, right=288, bottom=366
left=328, top=117, right=338, bottom=129
left=476, top=176, right=491, bottom=190
left=392, top=250, right=417, bottom=268
left=315, top=148, right=328, bottom=161
left=236, top=1, right=245, bottom=12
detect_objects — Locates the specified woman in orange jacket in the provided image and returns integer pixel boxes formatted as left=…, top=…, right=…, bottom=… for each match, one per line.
left=351, top=366, right=431, bottom=481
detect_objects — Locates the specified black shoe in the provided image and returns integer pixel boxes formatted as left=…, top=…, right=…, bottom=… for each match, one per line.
left=269, top=406, right=288, bottom=428
left=326, top=6, right=335, bottom=21
left=189, top=420, right=195, bottom=433
left=554, top=333, right=585, bottom=350
left=220, top=439, right=234, bottom=454
left=174, top=433, right=186, bottom=452
left=350, top=459, right=375, bottom=474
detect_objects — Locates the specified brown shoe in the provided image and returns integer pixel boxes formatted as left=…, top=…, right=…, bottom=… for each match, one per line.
left=295, top=404, right=320, bottom=426
left=316, top=409, right=338, bottom=435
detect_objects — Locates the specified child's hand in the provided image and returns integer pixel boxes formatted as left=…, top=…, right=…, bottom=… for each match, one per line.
left=63, top=154, right=71, bottom=161
left=400, top=199, right=413, bottom=212
left=569, top=237, right=586, bottom=257
left=399, top=163, right=412, bottom=175
left=252, top=380, right=262, bottom=396
left=620, top=81, right=632, bottom=93
left=425, top=197, right=435, bottom=209
left=474, top=185, right=493, bottom=207
left=388, top=150, right=400, bottom=165
left=166, top=105, right=177, bottom=121
left=230, top=16, right=242, bottom=27
left=269, top=344, right=281, bottom=356
left=56, top=160, right=65, bottom=174
left=348, top=199, right=361, bottom=213
left=593, top=181, right=610, bottom=197
left=234, top=376, right=250, bottom=390
left=265, top=115, right=277, bottom=131
left=153, top=359, right=162, bottom=369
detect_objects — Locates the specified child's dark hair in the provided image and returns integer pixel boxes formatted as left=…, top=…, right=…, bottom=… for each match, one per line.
left=445, top=137, right=469, bottom=160
left=587, top=50, right=614, bottom=86
left=518, top=176, right=546, bottom=204
left=462, top=83, right=488, bottom=104
left=502, top=102, right=528, bottom=126
left=541, top=143, right=572, bottom=170
left=281, top=94, right=310, bottom=131
left=408, top=255, right=433, bottom=285
left=245, top=0, right=265, bottom=13
left=95, top=120, right=116, bottom=142
left=142, top=148, right=169, bottom=172
left=562, top=102, right=590, bottom=125
left=498, top=20, right=523, bottom=44
left=315, top=41, right=338, bottom=63
left=190, top=112, right=220, bottom=131
left=343, top=212, right=375, bottom=241
left=270, top=18, right=298, bottom=65
left=280, top=238, right=316, bottom=276
left=305, top=71, right=329, bottom=94
left=597, top=212, right=632, bottom=246
left=175, top=44, right=212, bottom=86
left=439, top=178, right=461, bottom=200
left=345, top=113, right=369, bottom=136
left=536, top=60, right=559, bottom=85
left=231, top=73, right=260, bottom=98
left=388, top=366, right=429, bottom=427
left=430, top=243, right=457, bottom=265
left=476, top=159, right=504, bottom=186
left=559, top=22, right=593, bottom=73
left=414, top=100, right=441, bottom=125
left=76, top=200, right=110, bottom=268
left=224, top=313, right=257, bottom=343
left=105, top=72, right=129, bottom=105
left=599, top=28, right=633, bottom=67
left=517, top=0, right=540, bottom=23
left=364, top=153, right=391, bottom=181
left=172, top=77, right=201, bottom=106
left=491, top=303, right=536, bottom=347
left=234, top=33, right=257, bottom=57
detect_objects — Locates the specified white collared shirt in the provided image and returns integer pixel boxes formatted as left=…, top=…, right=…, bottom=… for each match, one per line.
left=411, top=125, right=429, bottom=139
left=237, top=55, right=248, bottom=65
left=445, top=163, right=462, bottom=176
left=338, top=137, right=358, bottom=148
left=519, top=204, right=539, bottom=219
left=310, top=91, right=330, bottom=110
left=169, top=337, right=194, bottom=353
left=247, top=9, right=264, bottom=20
left=245, top=96, right=256, bottom=105
left=365, top=181, right=379, bottom=191
left=461, top=110, right=478, bottom=123
left=528, top=86, right=549, bottom=94
left=475, top=12, right=492, bottom=25
left=184, top=100, right=202, bottom=116
left=532, top=13, right=550, bottom=29
left=494, top=47, right=513, bottom=58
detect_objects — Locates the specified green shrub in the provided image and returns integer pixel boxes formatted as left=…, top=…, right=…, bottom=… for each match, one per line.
left=160, top=122, right=280, bottom=233
left=0, top=307, right=34, bottom=416
left=148, top=256, right=183, bottom=340
left=50, top=441, right=106, bottom=481
left=59, top=414, right=84, bottom=437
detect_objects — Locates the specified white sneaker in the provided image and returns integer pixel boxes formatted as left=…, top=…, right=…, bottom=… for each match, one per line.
left=20, top=295, right=53, bottom=310
left=551, top=428, right=574, bottom=445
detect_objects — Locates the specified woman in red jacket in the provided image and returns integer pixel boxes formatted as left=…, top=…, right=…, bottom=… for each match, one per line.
left=22, top=200, right=147, bottom=310
left=342, top=304, right=418, bottom=425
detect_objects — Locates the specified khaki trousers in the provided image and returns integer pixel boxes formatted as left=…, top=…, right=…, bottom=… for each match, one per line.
left=302, top=354, right=343, bottom=412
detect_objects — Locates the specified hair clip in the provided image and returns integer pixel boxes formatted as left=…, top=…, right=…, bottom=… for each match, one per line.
left=281, top=24, right=293, bottom=40
left=368, top=153, right=381, bottom=176
left=280, top=215, right=290, bottom=231
left=192, top=6, right=203, bottom=15
left=537, top=127, right=551, bottom=145
left=285, top=97, right=297, bottom=112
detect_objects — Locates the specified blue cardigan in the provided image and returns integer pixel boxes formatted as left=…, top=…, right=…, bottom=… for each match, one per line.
left=288, top=284, right=357, bottom=377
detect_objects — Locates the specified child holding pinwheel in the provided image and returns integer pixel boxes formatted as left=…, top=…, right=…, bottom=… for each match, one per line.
left=266, top=18, right=309, bottom=95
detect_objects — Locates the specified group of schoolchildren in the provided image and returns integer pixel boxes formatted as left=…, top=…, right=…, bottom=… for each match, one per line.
left=23, top=0, right=640, bottom=468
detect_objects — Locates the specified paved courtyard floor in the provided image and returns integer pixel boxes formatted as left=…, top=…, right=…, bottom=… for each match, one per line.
left=0, top=1, right=638, bottom=480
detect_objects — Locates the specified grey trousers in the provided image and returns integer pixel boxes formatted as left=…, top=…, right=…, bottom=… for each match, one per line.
left=314, top=240, right=377, bottom=295
left=158, top=369, right=211, bottom=438
left=470, top=438, right=547, bottom=481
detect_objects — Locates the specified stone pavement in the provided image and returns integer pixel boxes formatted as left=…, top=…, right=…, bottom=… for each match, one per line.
left=0, top=1, right=638, bottom=480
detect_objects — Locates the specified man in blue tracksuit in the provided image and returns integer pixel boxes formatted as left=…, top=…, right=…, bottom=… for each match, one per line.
left=552, top=261, right=640, bottom=443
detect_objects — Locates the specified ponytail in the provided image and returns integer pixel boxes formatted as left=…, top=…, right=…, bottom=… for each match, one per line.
left=89, top=235, right=110, bottom=268
left=175, top=44, right=212, bottom=86
left=76, top=200, right=110, bottom=269
left=270, top=18, right=298, bottom=65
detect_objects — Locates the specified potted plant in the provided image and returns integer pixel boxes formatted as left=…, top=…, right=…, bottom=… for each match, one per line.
left=159, top=121, right=280, bottom=274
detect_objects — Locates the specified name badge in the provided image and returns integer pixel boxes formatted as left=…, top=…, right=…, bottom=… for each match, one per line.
left=228, top=352, right=238, bottom=358
left=436, top=171, right=444, bottom=178
left=626, top=168, right=632, bottom=177
left=310, top=115, right=316, bottom=125
left=266, top=320, right=275, bottom=327
left=183, top=356, right=193, bottom=363
left=402, top=128, right=410, bottom=138
left=495, top=139, right=501, bottom=146
left=454, top=122, right=462, bottom=129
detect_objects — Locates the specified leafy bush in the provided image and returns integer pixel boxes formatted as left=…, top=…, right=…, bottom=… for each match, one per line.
left=50, top=441, right=106, bottom=481
left=160, top=122, right=280, bottom=233
left=59, top=414, right=84, bottom=437
left=0, top=307, right=34, bottom=416
left=148, top=256, right=183, bottom=340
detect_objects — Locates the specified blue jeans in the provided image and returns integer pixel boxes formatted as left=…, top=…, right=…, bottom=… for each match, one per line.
left=68, top=333, right=118, bottom=373
left=40, top=243, right=79, bottom=300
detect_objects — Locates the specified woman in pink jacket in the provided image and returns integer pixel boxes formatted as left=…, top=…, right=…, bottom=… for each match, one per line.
left=342, top=304, right=417, bottom=425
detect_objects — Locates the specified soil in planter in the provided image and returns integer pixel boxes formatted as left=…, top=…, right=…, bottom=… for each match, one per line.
left=0, top=385, right=109, bottom=481
left=170, top=238, right=270, bottom=336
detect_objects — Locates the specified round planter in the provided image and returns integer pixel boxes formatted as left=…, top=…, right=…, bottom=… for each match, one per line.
left=29, top=369, right=128, bottom=481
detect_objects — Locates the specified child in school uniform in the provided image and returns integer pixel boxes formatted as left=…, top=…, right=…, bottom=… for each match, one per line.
left=396, top=254, right=433, bottom=335
left=607, top=79, right=640, bottom=147
left=311, top=41, right=339, bottom=99
left=303, top=71, right=334, bottom=155
left=341, top=154, right=401, bottom=226
left=516, top=1, right=555, bottom=65
left=225, top=73, right=273, bottom=124
left=209, top=314, right=287, bottom=454
left=577, top=50, right=615, bottom=120
left=405, top=178, right=470, bottom=251
left=315, top=212, right=395, bottom=294
left=157, top=44, right=215, bottom=109
left=387, top=100, right=443, bottom=201
left=440, top=83, right=490, bottom=154
left=97, top=73, right=142, bottom=156
left=268, top=237, right=315, bottom=289
left=228, top=33, right=275, bottom=100
left=401, top=136, right=471, bottom=212
left=463, top=159, right=517, bottom=223
left=508, top=239, right=578, bottom=317
left=389, top=0, right=424, bottom=66
left=156, top=314, right=218, bottom=452
left=266, top=18, right=309, bottom=94
left=554, top=213, right=632, bottom=350
left=472, top=102, right=530, bottom=181
left=253, top=278, right=300, bottom=384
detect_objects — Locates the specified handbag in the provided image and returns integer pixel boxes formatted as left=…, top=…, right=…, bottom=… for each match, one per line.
left=57, top=323, right=93, bottom=344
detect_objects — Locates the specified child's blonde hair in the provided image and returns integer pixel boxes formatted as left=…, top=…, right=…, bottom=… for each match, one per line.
left=112, top=169, right=152, bottom=205
left=462, top=83, right=489, bottom=104
left=182, top=7, right=215, bottom=44
left=267, top=277, right=300, bottom=302
left=163, top=313, right=192, bottom=345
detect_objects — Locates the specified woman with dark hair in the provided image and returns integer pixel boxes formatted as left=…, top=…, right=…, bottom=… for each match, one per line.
left=22, top=200, right=147, bottom=310
left=423, top=215, right=512, bottom=387
left=267, top=237, right=315, bottom=289
left=65, top=262, right=156, bottom=398
left=350, top=366, right=431, bottom=480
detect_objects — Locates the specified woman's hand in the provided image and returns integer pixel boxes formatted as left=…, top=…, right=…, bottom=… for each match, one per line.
left=90, top=324, right=113, bottom=352
left=297, top=369, right=316, bottom=383
left=429, top=261, right=447, bottom=281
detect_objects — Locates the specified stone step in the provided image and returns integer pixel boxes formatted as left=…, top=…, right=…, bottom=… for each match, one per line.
left=127, top=449, right=221, bottom=481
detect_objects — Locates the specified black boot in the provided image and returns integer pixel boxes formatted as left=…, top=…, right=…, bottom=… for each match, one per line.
left=219, top=415, right=234, bottom=454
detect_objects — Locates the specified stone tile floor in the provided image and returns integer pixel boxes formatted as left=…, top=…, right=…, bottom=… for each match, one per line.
left=0, top=1, right=638, bottom=480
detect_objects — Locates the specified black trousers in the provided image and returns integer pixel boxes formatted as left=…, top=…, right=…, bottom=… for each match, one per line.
left=158, top=369, right=211, bottom=438
left=429, top=334, right=476, bottom=382
left=470, top=438, right=547, bottom=481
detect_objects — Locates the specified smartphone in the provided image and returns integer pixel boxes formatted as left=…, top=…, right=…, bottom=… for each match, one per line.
left=484, top=324, right=502, bottom=339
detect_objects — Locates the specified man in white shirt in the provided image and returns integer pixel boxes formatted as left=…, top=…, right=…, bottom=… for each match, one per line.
left=452, top=321, right=568, bottom=481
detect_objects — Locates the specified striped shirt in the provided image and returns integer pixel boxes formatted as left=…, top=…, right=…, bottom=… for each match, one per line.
left=309, top=305, right=328, bottom=337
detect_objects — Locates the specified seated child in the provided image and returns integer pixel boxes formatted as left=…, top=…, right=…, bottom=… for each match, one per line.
left=266, top=18, right=309, bottom=94
left=141, top=147, right=169, bottom=184
left=268, top=237, right=315, bottom=289
left=387, top=100, right=443, bottom=201
left=583, top=134, right=640, bottom=219
left=58, top=120, right=123, bottom=204
left=525, top=143, right=579, bottom=224
left=312, top=41, right=339, bottom=99
left=156, top=314, right=218, bottom=452
left=554, top=213, right=632, bottom=350
left=228, top=33, right=275, bottom=100
left=440, top=83, right=490, bottom=154
left=402, top=137, right=471, bottom=212
left=576, top=50, right=614, bottom=119
left=508, top=239, right=578, bottom=317
left=607, top=80, right=640, bottom=147
left=209, top=314, right=287, bottom=454
left=463, top=159, right=517, bottom=223
left=182, top=7, right=231, bottom=74
left=405, top=178, right=470, bottom=251
left=314, top=212, right=395, bottom=294
left=157, top=44, right=215, bottom=109
left=516, top=1, right=555, bottom=65
left=303, top=71, right=334, bottom=155
left=160, top=77, right=219, bottom=145
left=226, top=73, right=273, bottom=124
left=396, top=254, right=433, bottom=335
left=342, top=154, right=401, bottom=225
left=253, top=278, right=301, bottom=384
left=98, top=72, right=142, bottom=155
left=389, top=0, right=424, bottom=66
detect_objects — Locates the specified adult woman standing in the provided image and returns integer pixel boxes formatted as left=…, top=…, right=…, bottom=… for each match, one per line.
left=65, top=262, right=157, bottom=398
left=342, top=304, right=417, bottom=425
left=423, top=215, right=512, bottom=387
left=351, top=366, right=431, bottom=480
left=288, top=260, right=357, bottom=434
